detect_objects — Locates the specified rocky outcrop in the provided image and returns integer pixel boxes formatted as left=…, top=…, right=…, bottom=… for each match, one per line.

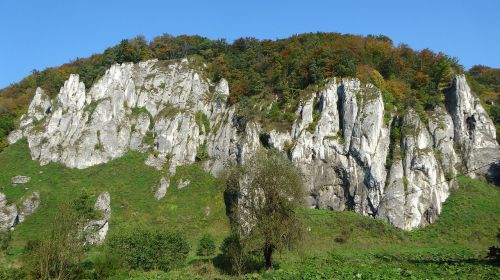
left=84, top=192, right=111, bottom=244
left=11, top=176, right=31, bottom=187
left=9, top=59, right=500, bottom=230
left=9, top=58, right=230, bottom=173
left=177, top=179, right=190, bottom=189
left=0, top=191, right=40, bottom=230
left=446, top=75, right=500, bottom=175
left=18, top=192, right=40, bottom=223
left=154, top=177, right=169, bottom=200
left=0, top=193, right=19, bottom=230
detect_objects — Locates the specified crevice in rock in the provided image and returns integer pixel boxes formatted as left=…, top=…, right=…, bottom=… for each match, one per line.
left=337, top=84, right=345, bottom=132
left=466, top=115, right=476, bottom=134
left=259, top=133, right=271, bottom=149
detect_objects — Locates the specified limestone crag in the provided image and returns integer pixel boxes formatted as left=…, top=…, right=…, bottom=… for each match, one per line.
left=10, top=58, right=230, bottom=172
left=446, top=75, right=500, bottom=174
left=84, top=192, right=111, bottom=244
left=9, top=60, right=500, bottom=230
left=0, top=191, right=40, bottom=230
left=154, top=177, right=170, bottom=200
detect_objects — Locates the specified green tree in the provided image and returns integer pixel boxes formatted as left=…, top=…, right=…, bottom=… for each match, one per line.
left=221, top=149, right=305, bottom=270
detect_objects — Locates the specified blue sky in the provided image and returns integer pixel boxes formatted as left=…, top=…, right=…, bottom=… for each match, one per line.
left=1, top=0, right=499, bottom=88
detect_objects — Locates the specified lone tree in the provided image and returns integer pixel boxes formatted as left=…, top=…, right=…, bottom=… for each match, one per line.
left=222, top=149, right=305, bottom=270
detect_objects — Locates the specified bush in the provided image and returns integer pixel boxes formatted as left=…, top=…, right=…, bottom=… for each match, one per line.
left=196, top=234, right=216, bottom=257
left=0, top=267, right=25, bottom=280
left=218, top=233, right=246, bottom=275
left=106, top=228, right=190, bottom=271
left=487, top=228, right=500, bottom=261
left=82, top=251, right=125, bottom=279
left=24, top=204, right=85, bottom=280
left=71, top=191, right=101, bottom=220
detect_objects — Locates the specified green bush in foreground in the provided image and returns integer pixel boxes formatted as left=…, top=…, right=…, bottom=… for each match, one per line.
left=24, top=203, right=86, bottom=280
left=106, top=228, right=190, bottom=271
left=196, top=234, right=216, bottom=257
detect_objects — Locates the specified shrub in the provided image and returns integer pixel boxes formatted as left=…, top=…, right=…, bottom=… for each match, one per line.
left=82, top=251, right=125, bottom=279
left=0, top=267, right=25, bottom=280
left=71, top=192, right=101, bottom=220
left=197, top=234, right=216, bottom=257
left=487, top=228, right=500, bottom=261
left=218, top=233, right=246, bottom=275
left=195, top=142, right=209, bottom=161
left=334, top=227, right=353, bottom=244
left=24, top=204, right=85, bottom=280
left=106, top=228, right=190, bottom=271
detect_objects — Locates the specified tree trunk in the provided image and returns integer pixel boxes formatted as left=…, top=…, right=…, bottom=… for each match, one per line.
left=264, top=244, right=274, bottom=270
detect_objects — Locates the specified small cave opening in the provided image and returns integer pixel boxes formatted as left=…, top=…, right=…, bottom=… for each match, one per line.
left=486, top=162, right=500, bottom=186
left=466, top=115, right=476, bottom=132
left=259, top=133, right=272, bottom=149
left=45, top=106, right=52, bottom=114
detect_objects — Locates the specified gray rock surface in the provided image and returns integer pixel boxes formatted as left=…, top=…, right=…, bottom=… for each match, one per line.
left=11, top=176, right=31, bottom=187
left=9, top=60, right=500, bottom=230
left=95, top=192, right=111, bottom=220
left=177, top=179, right=190, bottom=189
left=18, top=192, right=40, bottom=223
left=446, top=75, right=500, bottom=175
left=154, top=177, right=169, bottom=200
left=0, top=193, right=18, bottom=230
left=85, top=192, right=111, bottom=244
left=0, top=191, right=41, bottom=230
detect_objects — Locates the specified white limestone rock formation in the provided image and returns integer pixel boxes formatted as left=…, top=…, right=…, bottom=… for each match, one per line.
left=177, top=179, right=191, bottom=189
left=0, top=193, right=19, bottom=230
left=0, top=191, right=41, bottom=230
left=9, top=59, right=500, bottom=230
left=84, top=192, right=111, bottom=244
left=9, top=58, right=230, bottom=173
left=445, top=75, right=500, bottom=175
left=154, top=177, right=169, bottom=200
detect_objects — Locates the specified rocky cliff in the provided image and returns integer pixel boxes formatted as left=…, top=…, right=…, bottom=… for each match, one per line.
left=8, top=58, right=500, bottom=230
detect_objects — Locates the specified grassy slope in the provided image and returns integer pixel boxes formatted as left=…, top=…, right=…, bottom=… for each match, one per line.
left=0, top=140, right=230, bottom=260
left=267, top=176, right=500, bottom=279
left=0, top=140, right=499, bottom=279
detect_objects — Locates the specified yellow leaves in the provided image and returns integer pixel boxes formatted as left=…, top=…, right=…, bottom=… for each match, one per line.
left=386, top=78, right=411, bottom=102
left=370, top=69, right=385, bottom=89
left=355, top=64, right=373, bottom=84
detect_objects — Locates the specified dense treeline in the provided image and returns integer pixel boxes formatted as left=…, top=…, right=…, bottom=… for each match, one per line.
left=0, top=32, right=498, bottom=147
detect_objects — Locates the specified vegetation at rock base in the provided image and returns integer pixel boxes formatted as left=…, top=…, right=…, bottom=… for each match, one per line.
left=196, top=234, right=216, bottom=257
left=220, top=149, right=305, bottom=271
left=23, top=203, right=86, bottom=280
left=1, top=32, right=499, bottom=148
left=106, top=228, right=190, bottom=271
left=0, top=141, right=497, bottom=278
left=0, top=28, right=498, bottom=279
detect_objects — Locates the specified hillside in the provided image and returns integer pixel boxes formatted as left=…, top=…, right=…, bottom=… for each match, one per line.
left=4, top=55, right=499, bottom=232
left=0, top=32, right=499, bottom=279
left=0, top=140, right=498, bottom=279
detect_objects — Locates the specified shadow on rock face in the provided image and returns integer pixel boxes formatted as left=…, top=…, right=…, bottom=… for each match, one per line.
left=486, top=162, right=500, bottom=186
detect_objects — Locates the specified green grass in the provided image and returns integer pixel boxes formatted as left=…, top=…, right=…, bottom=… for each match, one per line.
left=262, top=176, right=500, bottom=279
left=0, top=140, right=229, bottom=259
left=0, top=140, right=499, bottom=279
